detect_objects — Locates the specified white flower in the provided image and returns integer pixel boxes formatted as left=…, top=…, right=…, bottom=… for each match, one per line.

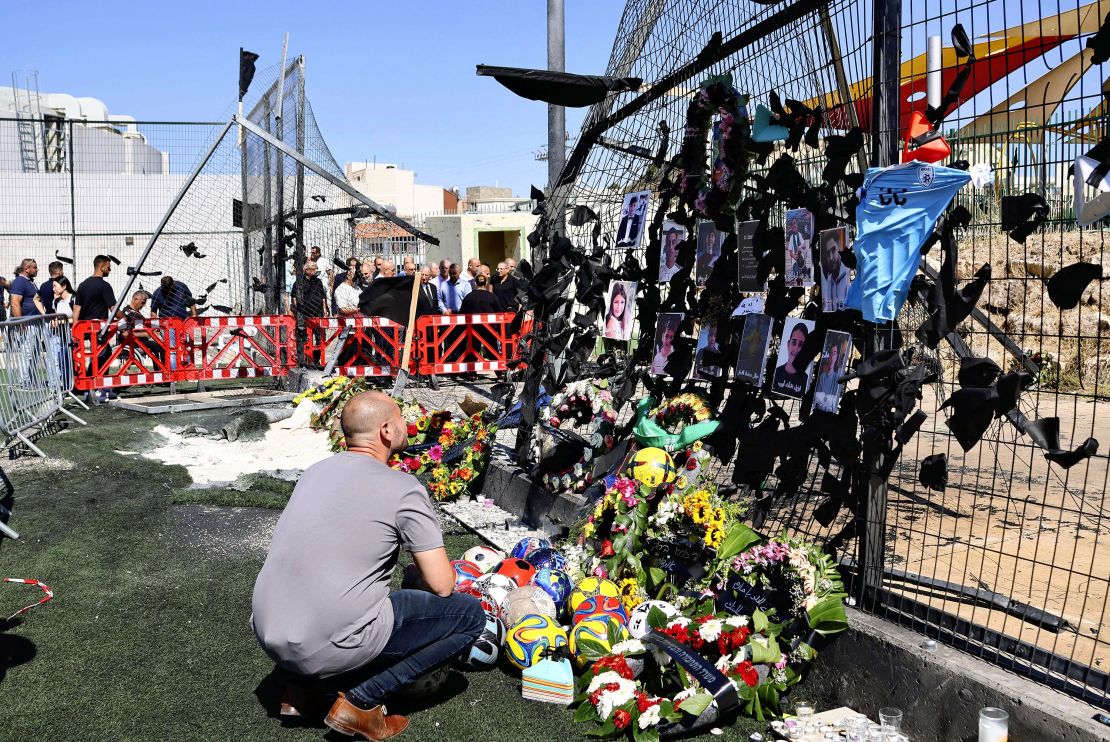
left=673, top=687, right=698, bottom=703
left=730, top=645, right=750, bottom=664
left=698, top=619, right=723, bottom=642
left=667, top=617, right=691, bottom=629
left=610, top=638, right=646, bottom=655
left=803, top=594, right=820, bottom=612
left=724, top=615, right=749, bottom=628
left=587, top=671, right=624, bottom=694
left=714, top=654, right=732, bottom=672
left=595, top=678, right=637, bottom=719
left=650, top=647, right=673, bottom=666
left=638, top=704, right=661, bottom=729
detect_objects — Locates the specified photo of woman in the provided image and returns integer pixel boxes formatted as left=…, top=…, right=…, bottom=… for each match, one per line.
left=650, top=313, right=684, bottom=376
left=602, top=280, right=637, bottom=341
left=812, top=330, right=853, bottom=413
left=734, top=312, right=773, bottom=385
left=771, top=317, right=816, bottom=398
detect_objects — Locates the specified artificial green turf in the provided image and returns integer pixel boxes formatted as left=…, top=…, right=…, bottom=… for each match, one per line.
left=0, top=406, right=764, bottom=741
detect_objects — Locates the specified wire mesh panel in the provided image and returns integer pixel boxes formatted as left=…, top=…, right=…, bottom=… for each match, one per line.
left=546, top=0, right=1110, bottom=710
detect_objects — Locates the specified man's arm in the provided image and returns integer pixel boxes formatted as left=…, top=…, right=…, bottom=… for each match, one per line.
left=409, top=547, right=455, bottom=598
left=32, top=293, right=46, bottom=315
left=9, top=290, right=22, bottom=317
left=437, top=285, right=449, bottom=313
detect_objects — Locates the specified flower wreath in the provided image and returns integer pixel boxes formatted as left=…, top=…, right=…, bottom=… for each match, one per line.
left=678, top=74, right=753, bottom=220
left=632, top=394, right=719, bottom=452
left=531, top=379, right=618, bottom=494
left=389, top=412, right=495, bottom=502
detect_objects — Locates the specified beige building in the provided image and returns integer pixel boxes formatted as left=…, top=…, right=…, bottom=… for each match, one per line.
left=344, top=161, right=456, bottom=218
left=423, top=211, right=537, bottom=269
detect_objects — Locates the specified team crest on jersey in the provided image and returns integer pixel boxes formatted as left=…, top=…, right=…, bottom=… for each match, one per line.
left=919, top=164, right=934, bottom=187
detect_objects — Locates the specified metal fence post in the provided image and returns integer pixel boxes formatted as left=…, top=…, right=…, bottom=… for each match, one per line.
left=67, top=120, right=76, bottom=265
left=856, top=0, right=902, bottom=603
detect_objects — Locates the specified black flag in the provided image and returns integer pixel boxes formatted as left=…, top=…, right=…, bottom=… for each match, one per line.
left=239, top=49, right=260, bottom=101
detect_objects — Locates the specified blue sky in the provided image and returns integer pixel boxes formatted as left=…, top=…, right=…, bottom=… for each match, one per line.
left=3, top=1, right=626, bottom=196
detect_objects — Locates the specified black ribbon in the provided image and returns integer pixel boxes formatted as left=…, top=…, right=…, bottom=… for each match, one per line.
left=716, top=574, right=787, bottom=623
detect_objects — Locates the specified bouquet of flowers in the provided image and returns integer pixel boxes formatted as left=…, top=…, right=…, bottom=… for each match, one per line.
left=389, top=412, right=496, bottom=502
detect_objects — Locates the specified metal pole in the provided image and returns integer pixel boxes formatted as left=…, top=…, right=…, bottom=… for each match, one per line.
left=818, top=6, right=868, bottom=174
left=858, top=0, right=902, bottom=604
left=294, top=56, right=307, bottom=278
left=67, top=120, right=76, bottom=266
left=261, top=98, right=276, bottom=314
left=870, top=0, right=902, bottom=168
left=274, top=34, right=290, bottom=308
left=927, top=35, right=942, bottom=110
left=547, top=0, right=566, bottom=233
left=101, top=120, right=234, bottom=329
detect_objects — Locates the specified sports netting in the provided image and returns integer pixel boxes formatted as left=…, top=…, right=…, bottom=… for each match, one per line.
left=541, top=0, right=1110, bottom=708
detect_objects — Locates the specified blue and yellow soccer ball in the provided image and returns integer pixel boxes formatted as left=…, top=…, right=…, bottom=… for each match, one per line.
left=628, top=447, right=677, bottom=488
left=568, top=576, right=621, bottom=614
left=505, top=614, right=569, bottom=670
left=569, top=614, right=629, bottom=667
left=533, top=568, right=574, bottom=615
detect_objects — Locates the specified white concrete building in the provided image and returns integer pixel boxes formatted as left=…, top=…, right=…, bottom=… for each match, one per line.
left=344, top=161, right=450, bottom=219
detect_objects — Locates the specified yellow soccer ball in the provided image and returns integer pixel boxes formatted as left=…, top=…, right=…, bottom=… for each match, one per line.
left=567, top=576, right=621, bottom=614
left=569, top=614, right=629, bottom=667
left=628, top=447, right=676, bottom=488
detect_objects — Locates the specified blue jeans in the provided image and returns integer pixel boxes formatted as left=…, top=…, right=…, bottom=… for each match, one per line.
left=336, top=590, right=484, bottom=708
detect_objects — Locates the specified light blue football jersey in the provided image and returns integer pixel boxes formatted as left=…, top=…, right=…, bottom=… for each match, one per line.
left=844, top=161, right=971, bottom=322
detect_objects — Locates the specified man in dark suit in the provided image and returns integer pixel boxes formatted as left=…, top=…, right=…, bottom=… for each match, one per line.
left=615, top=195, right=642, bottom=247
left=417, top=266, right=440, bottom=317
left=492, top=261, right=520, bottom=311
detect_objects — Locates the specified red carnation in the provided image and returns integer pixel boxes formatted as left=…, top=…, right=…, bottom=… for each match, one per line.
left=737, top=660, right=759, bottom=687
left=404, top=457, right=420, bottom=470
left=407, top=423, right=418, bottom=437
left=600, top=539, right=615, bottom=557
left=636, top=691, right=652, bottom=712
left=686, top=458, right=698, bottom=470
left=612, top=709, right=632, bottom=730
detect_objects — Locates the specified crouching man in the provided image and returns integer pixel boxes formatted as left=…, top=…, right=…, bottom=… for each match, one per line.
left=251, top=391, right=484, bottom=741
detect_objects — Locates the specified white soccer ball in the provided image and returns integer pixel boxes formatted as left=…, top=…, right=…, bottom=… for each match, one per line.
left=500, top=585, right=558, bottom=628
left=627, top=600, right=680, bottom=639
left=462, top=546, right=506, bottom=574
left=472, top=573, right=516, bottom=620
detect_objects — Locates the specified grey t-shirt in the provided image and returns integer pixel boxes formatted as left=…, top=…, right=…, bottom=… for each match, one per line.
left=251, top=452, right=444, bottom=678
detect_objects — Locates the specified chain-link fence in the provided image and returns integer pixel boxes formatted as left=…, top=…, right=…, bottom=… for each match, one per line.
left=546, top=0, right=1110, bottom=710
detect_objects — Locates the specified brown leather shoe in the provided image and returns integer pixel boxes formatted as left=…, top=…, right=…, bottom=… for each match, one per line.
left=279, top=684, right=335, bottom=719
left=325, top=694, right=409, bottom=741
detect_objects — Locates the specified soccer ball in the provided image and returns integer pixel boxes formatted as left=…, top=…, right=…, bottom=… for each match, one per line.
left=505, top=614, right=568, bottom=670
left=471, top=573, right=516, bottom=619
left=493, top=558, right=538, bottom=588
left=626, top=600, right=680, bottom=639
left=500, top=585, right=558, bottom=628
left=532, top=568, right=574, bottom=614
left=453, top=612, right=506, bottom=671
left=568, top=577, right=621, bottom=613
left=572, top=594, right=628, bottom=626
left=524, top=547, right=566, bottom=572
left=396, top=666, right=451, bottom=698
left=628, top=447, right=676, bottom=488
left=569, top=615, right=629, bottom=668
left=462, top=546, right=505, bottom=574
left=452, top=560, right=483, bottom=590
left=509, top=536, right=552, bottom=560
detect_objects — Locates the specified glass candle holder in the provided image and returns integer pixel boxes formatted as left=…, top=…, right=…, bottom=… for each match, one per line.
left=879, top=707, right=903, bottom=732
left=978, top=707, right=1008, bottom=742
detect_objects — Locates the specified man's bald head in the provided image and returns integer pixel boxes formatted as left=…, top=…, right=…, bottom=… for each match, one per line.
left=340, top=391, right=406, bottom=456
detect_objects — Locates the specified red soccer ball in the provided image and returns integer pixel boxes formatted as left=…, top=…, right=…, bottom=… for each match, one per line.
left=452, top=560, right=483, bottom=590
left=492, top=558, right=538, bottom=588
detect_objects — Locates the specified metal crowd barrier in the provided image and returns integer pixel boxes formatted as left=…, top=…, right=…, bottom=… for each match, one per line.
left=0, top=314, right=86, bottom=457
